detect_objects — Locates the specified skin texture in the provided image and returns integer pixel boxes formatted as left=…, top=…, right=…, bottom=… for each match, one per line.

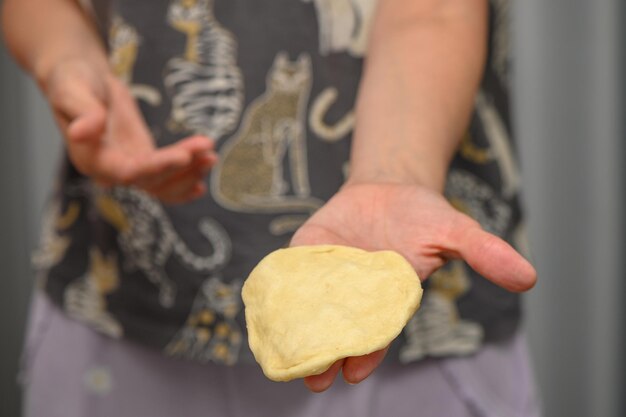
left=45, top=59, right=216, bottom=203
left=1, top=0, right=215, bottom=203
left=349, top=0, right=490, bottom=192
left=2, top=0, right=536, bottom=394
left=292, top=184, right=536, bottom=392
left=289, top=0, right=534, bottom=393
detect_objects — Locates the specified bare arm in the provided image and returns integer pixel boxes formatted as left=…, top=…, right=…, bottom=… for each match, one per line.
left=1, top=0, right=216, bottom=203
left=295, top=0, right=535, bottom=392
left=349, top=0, right=488, bottom=191
left=2, top=0, right=109, bottom=87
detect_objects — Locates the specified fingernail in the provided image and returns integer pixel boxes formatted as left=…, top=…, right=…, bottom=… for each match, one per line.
left=342, top=373, right=358, bottom=386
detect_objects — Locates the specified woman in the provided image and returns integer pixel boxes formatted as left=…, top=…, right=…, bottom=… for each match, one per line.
left=2, top=0, right=539, bottom=415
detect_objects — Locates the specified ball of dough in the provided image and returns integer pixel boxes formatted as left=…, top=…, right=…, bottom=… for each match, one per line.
left=242, top=245, right=423, bottom=382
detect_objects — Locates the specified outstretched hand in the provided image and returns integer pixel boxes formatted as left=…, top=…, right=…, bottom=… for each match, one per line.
left=44, top=59, right=215, bottom=203
left=291, top=182, right=536, bottom=392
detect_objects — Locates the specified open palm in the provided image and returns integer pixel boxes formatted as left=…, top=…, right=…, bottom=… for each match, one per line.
left=291, top=182, right=536, bottom=392
left=46, top=60, right=216, bottom=203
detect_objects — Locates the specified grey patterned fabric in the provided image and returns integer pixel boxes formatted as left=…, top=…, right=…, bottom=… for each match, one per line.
left=35, top=0, right=524, bottom=365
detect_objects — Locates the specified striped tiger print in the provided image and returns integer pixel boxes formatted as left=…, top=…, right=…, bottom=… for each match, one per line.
left=164, top=0, right=243, bottom=140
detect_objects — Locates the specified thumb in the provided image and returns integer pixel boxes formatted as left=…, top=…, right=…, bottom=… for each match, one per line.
left=47, top=67, right=108, bottom=143
left=66, top=103, right=107, bottom=143
left=451, top=223, right=537, bottom=292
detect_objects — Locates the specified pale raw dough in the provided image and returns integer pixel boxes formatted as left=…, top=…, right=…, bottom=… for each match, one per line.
left=242, top=245, right=423, bottom=382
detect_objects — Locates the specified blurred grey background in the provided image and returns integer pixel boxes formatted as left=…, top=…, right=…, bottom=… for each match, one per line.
left=0, top=0, right=624, bottom=416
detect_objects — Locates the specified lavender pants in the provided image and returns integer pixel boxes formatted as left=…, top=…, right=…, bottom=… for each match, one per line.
left=21, top=294, right=541, bottom=417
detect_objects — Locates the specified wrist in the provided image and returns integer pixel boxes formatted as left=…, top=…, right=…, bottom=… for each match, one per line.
left=346, top=153, right=450, bottom=192
left=34, top=51, right=110, bottom=94
left=345, top=174, right=446, bottom=193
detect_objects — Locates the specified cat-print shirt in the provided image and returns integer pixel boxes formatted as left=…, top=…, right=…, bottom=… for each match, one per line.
left=36, top=0, right=523, bottom=365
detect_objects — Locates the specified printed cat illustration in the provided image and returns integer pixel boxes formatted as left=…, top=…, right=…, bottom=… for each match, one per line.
left=490, top=0, right=511, bottom=85
left=304, top=0, right=378, bottom=57
left=164, top=0, right=243, bottom=140
left=460, top=90, right=519, bottom=200
left=459, top=132, right=492, bottom=164
left=165, top=277, right=243, bottom=365
left=474, top=90, right=519, bottom=199
left=32, top=200, right=81, bottom=271
left=305, top=0, right=378, bottom=141
left=211, top=52, right=323, bottom=230
left=446, top=169, right=512, bottom=236
left=96, top=187, right=232, bottom=307
left=309, top=87, right=355, bottom=142
left=400, top=261, right=483, bottom=362
left=109, top=16, right=161, bottom=106
left=64, top=248, right=123, bottom=338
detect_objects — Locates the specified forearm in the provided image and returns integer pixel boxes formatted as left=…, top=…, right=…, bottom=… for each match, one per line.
left=348, top=0, right=488, bottom=191
left=1, top=0, right=109, bottom=87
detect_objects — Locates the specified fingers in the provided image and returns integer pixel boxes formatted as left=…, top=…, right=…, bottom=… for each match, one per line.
left=133, top=142, right=216, bottom=203
left=177, top=135, right=215, bottom=154
left=90, top=134, right=216, bottom=200
left=302, top=346, right=389, bottom=393
left=450, top=220, right=537, bottom=292
left=47, top=66, right=108, bottom=142
left=137, top=135, right=215, bottom=187
left=128, top=148, right=193, bottom=183
left=97, top=160, right=208, bottom=204
left=134, top=136, right=214, bottom=183
left=66, top=107, right=107, bottom=143
left=304, top=359, right=345, bottom=393
left=49, top=61, right=217, bottom=203
left=153, top=180, right=207, bottom=205
left=144, top=163, right=209, bottom=204
left=342, top=347, right=389, bottom=384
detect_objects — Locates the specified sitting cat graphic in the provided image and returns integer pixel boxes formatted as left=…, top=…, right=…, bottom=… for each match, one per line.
left=211, top=52, right=323, bottom=226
